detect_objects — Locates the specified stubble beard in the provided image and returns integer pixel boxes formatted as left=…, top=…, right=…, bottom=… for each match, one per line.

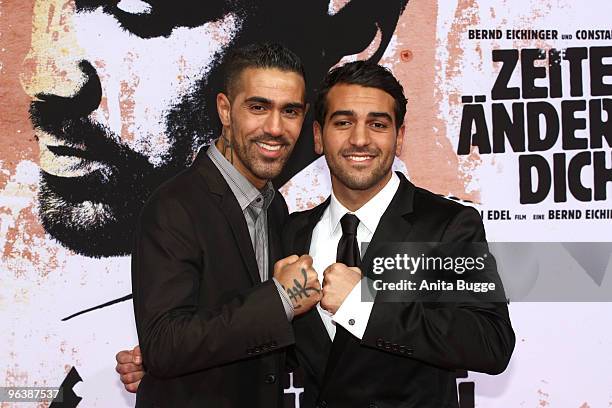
left=326, top=148, right=394, bottom=191
left=37, top=151, right=189, bottom=258
left=230, top=128, right=291, bottom=182
left=36, top=72, right=220, bottom=258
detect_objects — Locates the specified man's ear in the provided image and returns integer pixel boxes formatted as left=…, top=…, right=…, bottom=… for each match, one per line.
left=313, top=121, right=324, bottom=155
left=395, top=124, right=406, bottom=157
left=216, top=93, right=231, bottom=127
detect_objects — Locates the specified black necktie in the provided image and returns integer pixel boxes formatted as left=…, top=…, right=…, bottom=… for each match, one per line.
left=336, top=213, right=361, bottom=267
left=321, top=213, right=362, bottom=387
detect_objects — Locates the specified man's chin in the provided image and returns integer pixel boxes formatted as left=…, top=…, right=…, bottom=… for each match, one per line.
left=330, top=165, right=390, bottom=191
left=38, top=196, right=134, bottom=258
left=38, top=171, right=143, bottom=258
left=250, top=158, right=288, bottom=182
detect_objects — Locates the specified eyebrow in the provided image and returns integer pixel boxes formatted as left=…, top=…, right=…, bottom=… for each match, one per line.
left=283, top=102, right=307, bottom=110
left=244, top=96, right=305, bottom=110
left=329, top=110, right=355, bottom=120
left=329, top=110, right=394, bottom=122
left=244, top=96, right=273, bottom=105
left=368, top=112, right=394, bottom=122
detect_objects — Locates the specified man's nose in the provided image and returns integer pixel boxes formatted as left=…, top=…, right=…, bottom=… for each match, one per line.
left=20, top=0, right=88, bottom=99
left=262, top=111, right=284, bottom=137
left=348, top=123, right=371, bottom=146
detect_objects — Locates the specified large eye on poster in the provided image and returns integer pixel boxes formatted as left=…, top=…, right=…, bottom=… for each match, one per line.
left=1, top=1, right=611, bottom=407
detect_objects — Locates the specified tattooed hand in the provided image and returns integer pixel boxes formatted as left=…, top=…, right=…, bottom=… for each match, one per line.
left=273, top=254, right=322, bottom=316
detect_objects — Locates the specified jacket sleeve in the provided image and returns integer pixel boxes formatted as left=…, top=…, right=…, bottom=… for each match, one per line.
left=361, top=207, right=515, bottom=375
left=132, top=194, right=294, bottom=379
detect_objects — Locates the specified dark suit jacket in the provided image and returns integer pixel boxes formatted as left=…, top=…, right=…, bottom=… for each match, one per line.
left=283, top=172, right=515, bottom=408
left=132, top=152, right=295, bottom=408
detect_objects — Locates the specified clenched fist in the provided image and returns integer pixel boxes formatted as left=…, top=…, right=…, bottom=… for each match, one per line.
left=115, top=345, right=144, bottom=393
left=321, top=263, right=362, bottom=314
left=273, top=254, right=322, bottom=316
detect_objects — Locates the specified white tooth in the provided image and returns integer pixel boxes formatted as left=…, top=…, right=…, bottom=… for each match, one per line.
left=257, top=142, right=281, bottom=151
left=348, top=156, right=369, bottom=162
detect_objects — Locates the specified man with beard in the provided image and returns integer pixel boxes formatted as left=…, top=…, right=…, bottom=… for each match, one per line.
left=15, top=2, right=407, bottom=405
left=119, top=61, right=515, bottom=407
left=284, top=61, right=515, bottom=407
left=22, top=0, right=408, bottom=259
left=130, top=42, right=322, bottom=407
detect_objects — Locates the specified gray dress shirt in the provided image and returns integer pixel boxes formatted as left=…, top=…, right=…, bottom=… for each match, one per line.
left=207, top=143, right=294, bottom=319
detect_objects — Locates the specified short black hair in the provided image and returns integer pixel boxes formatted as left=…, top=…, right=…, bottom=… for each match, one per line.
left=315, top=61, right=407, bottom=130
left=222, top=42, right=306, bottom=98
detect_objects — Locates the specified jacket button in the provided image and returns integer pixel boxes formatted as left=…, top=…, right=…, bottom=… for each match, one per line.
left=369, top=404, right=378, bottom=408
left=254, top=346, right=261, bottom=353
left=264, top=374, right=276, bottom=384
left=246, top=348, right=253, bottom=355
left=317, top=401, right=328, bottom=408
left=271, top=341, right=278, bottom=347
left=376, top=338, right=384, bottom=347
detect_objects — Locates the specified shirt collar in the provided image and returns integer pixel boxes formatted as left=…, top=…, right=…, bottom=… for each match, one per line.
left=328, top=172, right=400, bottom=236
left=207, top=142, right=274, bottom=211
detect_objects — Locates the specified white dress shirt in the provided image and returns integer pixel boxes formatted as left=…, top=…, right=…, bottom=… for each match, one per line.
left=308, top=172, right=400, bottom=340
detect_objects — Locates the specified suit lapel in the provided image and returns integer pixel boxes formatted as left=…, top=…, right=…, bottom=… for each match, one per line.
left=320, top=172, right=416, bottom=389
left=293, top=197, right=330, bottom=255
left=195, top=151, right=260, bottom=284
left=221, top=192, right=261, bottom=283
left=291, top=200, right=334, bottom=380
left=267, top=203, right=282, bottom=277
left=361, top=172, right=416, bottom=278
left=297, top=198, right=332, bottom=345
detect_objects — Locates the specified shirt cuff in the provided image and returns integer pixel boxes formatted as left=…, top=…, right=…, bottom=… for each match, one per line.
left=332, top=279, right=374, bottom=340
left=273, top=277, right=295, bottom=321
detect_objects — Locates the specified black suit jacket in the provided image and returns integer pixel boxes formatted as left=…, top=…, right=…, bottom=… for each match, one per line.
left=132, top=152, right=295, bottom=408
left=283, top=173, right=515, bottom=408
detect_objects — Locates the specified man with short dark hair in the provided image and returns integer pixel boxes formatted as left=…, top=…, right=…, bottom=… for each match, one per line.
left=287, top=61, right=515, bottom=407
left=130, top=42, right=321, bottom=408
left=120, top=60, right=515, bottom=407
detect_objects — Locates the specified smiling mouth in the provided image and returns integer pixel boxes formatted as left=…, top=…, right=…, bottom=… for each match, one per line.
left=256, top=141, right=283, bottom=151
left=344, top=154, right=376, bottom=163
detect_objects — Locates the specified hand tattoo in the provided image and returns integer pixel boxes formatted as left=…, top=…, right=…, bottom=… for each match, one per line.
left=283, top=268, right=320, bottom=308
